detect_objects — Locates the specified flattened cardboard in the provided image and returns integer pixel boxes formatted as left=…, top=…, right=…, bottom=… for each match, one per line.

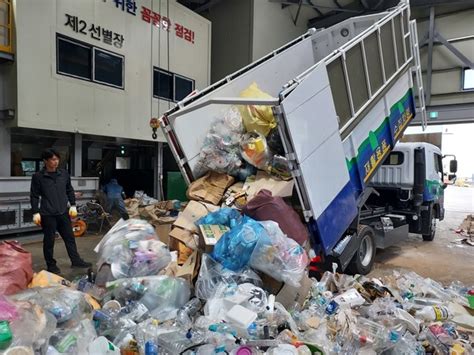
left=173, top=200, right=219, bottom=233
left=187, top=172, right=235, bottom=205
left=275, top=274, right=313, bottom=309
left=245, top=171, right=294, bottom=200
left=168, top=227, right=198, bottom=250
left=153, top=223, right=172, bottom=245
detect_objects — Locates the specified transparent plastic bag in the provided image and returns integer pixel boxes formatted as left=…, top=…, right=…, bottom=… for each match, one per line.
left=212, top=216, right=265, bottom=271
left=6, top=300, right=57, bottom=351
left=10, top=287, right=93, bottom=327
left=0, top=296, right=19, bottom=322
left=249, top=221, right=308, bottom=287
left=94, top=219, right=171, bottom=279
left=107, top=275, right=191, bottom=321
left=195, top=254, right=262, bottom=300
left=196, top=107, right=244, bottom=176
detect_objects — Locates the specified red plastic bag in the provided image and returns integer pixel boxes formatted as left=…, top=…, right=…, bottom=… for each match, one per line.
left=243, top=189, right=309, bottom=245
left=0, top=241, right=33, bottom=295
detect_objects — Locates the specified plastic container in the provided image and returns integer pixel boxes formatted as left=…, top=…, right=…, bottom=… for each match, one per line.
left=88, top=336, right=120, bottom=355
left=467, top=290, right=474, bottom=309
left=0, top=321, right=13, bottom=350
left=416, top=305, right=451, bottom=321
left=144, top=341, right=159, bottom=355
left=267, top=344, right=299, bottom=355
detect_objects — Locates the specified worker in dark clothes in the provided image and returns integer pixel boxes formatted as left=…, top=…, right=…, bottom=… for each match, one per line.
left=30, top=148, right=92, bottom=274
left=103, top=178, right=129, bottom=220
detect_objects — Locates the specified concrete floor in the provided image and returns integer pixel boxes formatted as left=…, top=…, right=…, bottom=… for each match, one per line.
left=371, top=185, right=474, bottom=285
left=19, top=186, right=474, bottom=285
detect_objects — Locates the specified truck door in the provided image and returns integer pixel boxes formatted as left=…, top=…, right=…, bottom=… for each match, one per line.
left=425, top=149, right=445, bottom=219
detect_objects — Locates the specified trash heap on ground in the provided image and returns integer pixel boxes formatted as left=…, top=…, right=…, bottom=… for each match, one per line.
left=1, top=225, right=474, bottom=354
left=1, top=83, right=473, bottom=354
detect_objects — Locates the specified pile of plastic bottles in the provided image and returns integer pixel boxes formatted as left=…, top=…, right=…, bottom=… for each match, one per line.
left=0, top=261, right=473, bottom=353
left=0, top=218, right=473, bottom=354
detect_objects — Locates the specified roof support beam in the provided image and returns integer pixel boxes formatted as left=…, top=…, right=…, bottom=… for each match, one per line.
left=269, top=0, right=361, bottom=13
left=435, top=33, right=474, bottom=70
left=411, top=0, right=474, bottom=7
left=426, top=6, right=435, bottom=105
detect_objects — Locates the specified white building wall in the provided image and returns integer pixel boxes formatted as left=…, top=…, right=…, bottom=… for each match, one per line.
left=252, top=1, right=314, bottom=61
left=13, top=0, right=211, bottom=142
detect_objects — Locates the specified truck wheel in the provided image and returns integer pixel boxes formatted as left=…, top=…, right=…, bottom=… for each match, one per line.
left=422, top=209, right=436, bottom=241
left=347, top=225, right=376, bottom=275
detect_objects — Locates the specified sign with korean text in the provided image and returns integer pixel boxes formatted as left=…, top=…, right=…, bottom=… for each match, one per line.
left=111, top=0, right=195, bottom=44
left=64, top=13, right=124, bottom=48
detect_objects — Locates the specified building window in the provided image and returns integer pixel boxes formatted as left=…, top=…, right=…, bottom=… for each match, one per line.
left=153, top=68, right=194, bottom=102
left=57, top=37, right=92, bottom=80
left=462, top=68, right=474, bottom=91
left=94, top=48, right=124, bottom=88
left=175, top=74, right=194, bottom=102
left=153, top=69, right=174, bottom=101
left=57, top=34, right=124, bottom=89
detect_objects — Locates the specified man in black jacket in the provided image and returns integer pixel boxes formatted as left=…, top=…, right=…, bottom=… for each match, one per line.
left=30, top=148, right=92, bottom=274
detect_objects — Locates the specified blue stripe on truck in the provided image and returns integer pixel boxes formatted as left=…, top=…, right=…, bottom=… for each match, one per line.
left=309, top=181, right=358, bottom=255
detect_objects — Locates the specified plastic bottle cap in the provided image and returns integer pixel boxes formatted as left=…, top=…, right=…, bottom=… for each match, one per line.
left=236, top=346, right=253, bottom=355
left=103, top=300, right=121, bottom=311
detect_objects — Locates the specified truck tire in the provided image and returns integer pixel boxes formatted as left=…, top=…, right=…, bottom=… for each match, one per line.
left=347, top=225, right=376, bottom=275
left=422, top=208, right=436, bottom=241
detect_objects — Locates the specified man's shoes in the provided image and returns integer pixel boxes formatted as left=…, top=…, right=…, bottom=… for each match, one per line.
left=47, top=265, right=61, bottom=275
left=71, top=260, right=93, bottom=268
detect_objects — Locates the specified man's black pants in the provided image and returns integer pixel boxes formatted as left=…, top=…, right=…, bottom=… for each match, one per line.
left=42, top=213, right=82, bottom=267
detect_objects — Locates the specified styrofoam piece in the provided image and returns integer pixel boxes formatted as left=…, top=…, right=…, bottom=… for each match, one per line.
left=224, top=305, right=257, bottom=329
left=333, top=289, right=365, bottom=307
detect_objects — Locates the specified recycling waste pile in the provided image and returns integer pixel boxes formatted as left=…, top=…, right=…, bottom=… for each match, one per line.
left=1, top=83, right=474, bottom=354
left=1, top=225, right=474, bottom=355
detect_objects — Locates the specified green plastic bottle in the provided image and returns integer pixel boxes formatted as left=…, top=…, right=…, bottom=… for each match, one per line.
left=0, top=321, right=13, bottom=350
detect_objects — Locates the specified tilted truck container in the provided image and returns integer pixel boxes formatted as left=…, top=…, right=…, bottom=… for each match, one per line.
left=156, top=1, right=438, bottom=274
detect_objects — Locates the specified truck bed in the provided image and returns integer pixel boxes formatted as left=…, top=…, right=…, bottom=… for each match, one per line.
left=160, top=1, right=425, bottom=257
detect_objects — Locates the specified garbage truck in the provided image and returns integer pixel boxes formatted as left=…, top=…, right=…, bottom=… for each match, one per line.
left=155, top=1, right=458, bottom=275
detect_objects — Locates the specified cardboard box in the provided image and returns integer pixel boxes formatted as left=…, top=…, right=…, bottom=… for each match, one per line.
left=187, top=171, right=235, bottom=205
left=176, top=250, right=201, bottom=284
left=153, top=223, right=172, bottom=245
left=173, top=200, right=219, bottom=233
left=198, top=224, right=229, bottom=253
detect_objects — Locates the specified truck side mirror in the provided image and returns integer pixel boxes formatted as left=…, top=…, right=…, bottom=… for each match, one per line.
left=449, top=159, right=458, bottom=173
left=448, top=174, right=457, bottom=181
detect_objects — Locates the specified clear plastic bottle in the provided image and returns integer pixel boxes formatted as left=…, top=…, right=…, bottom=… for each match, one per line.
left=156, top=330, right=205, bottom=354
left=176, top=298, right=202, bottom=329
left=352, top=318, right=392, bottom=350
left=416, top=305, right=451, bottom=321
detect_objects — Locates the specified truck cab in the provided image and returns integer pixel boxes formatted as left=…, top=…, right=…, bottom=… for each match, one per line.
left=368, top=142, right=456, bottom=241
